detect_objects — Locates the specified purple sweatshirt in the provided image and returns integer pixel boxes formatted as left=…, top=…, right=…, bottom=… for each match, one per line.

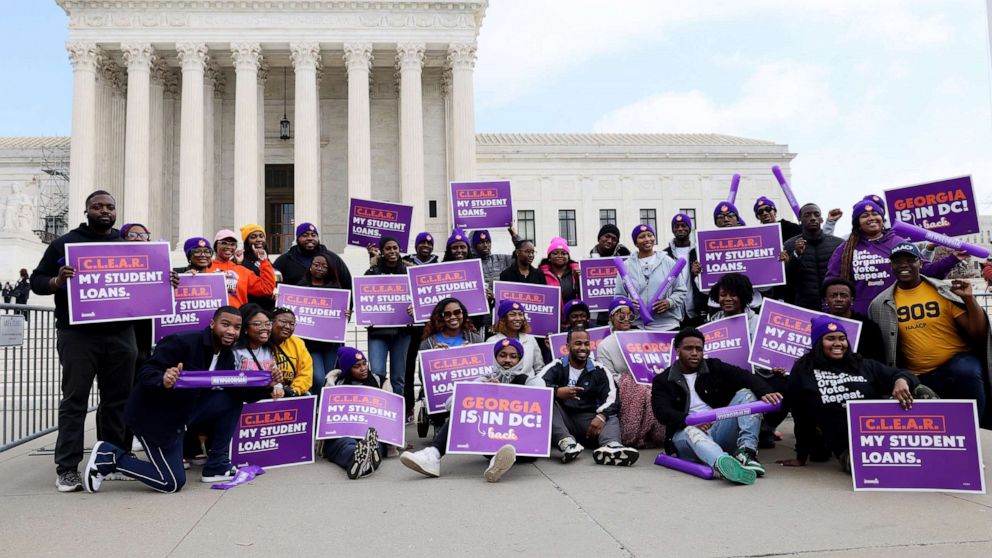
left=825, top=229, right=958, bottom=315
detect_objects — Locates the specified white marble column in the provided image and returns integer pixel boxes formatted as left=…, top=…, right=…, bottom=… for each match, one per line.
left=176, top=43, right=208, bottom=243
left=148, top=60, right=167, bottom=239
left=344, top=42, right=373, bottom=201
left=231, top=43, right=263, bottom=228
left=67, top=42, right=101, bottom=216
left=396, top=43, right=426, bottom=235
left=292, top=42, right=322, bottom=231
left=447, top=43, right=477, bottom=181
left=256, top=62, right=268, bottom=226
left=121, top=43, right=156, bottom=225
left=202, top=63, right=219, bottom=238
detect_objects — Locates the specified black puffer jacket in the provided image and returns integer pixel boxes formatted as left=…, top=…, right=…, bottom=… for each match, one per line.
left=784, top=232, right=844, bottom=310
left=274, top=243, right=353, bottom=291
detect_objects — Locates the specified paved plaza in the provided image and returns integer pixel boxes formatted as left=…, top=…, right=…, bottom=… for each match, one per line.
left=1, top=416, right=989, bottom=557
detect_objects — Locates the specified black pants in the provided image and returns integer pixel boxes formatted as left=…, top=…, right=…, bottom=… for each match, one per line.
left=54, top=326, right=137, bottom=473
left=758, top=373, right=790, bottom=433
left=404, top=326, right=425, bottom=415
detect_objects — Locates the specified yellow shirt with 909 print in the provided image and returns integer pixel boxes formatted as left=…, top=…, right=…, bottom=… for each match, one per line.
left=893, top=281, right=967, bottom=373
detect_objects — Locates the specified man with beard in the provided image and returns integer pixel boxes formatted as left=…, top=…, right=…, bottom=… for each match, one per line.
left=820, top=278, right=885, bottom=362
left=588, top=224, right=631, bottom=259
left=663, top=213, right=707, bottom=327
left=784, top=203, right=842, bottom=310
left=206, top=229, right=275, bottom=307
left=274, top=222, right=352, bottom=291
left=30, top=191, right=157, bottom=492
left=402, top=232, right=439, bottom=266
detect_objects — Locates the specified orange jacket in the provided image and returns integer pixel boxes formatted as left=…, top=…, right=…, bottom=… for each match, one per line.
left=206, top=258, right=276, bottom=307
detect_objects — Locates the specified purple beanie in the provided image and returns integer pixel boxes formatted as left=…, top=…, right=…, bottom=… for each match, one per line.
left=851, top=200, right=884, bottom=225
left=183, top=237, right=211, bottom=256
left=631, top=224, right=656, bottom=242
left=494, top=337, right=525, bottom=359
left=496, top=299, right=527, bottom=320
left=447, top=228, right=469, bottom=247
left=296, top=222, right=318, bottom=238
left=810, top=315, right=848, bottom=344
left=608, top=296, right=634, bottom=316
left=415, top=232, right=435, bottom=246
left=470, top=230, right=491, bottom=247
left=753, top=196, right=777, bottom=214
left=671, top=213, right=693, bottom=230
left=714, top=201, right=746, bottom=226
left=337, top=346, right=366, bottom=375
left=563, top=299, right=590, bottom=317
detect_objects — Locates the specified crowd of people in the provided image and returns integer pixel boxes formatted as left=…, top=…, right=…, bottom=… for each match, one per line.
left=31, top=188, right=991, bottom=493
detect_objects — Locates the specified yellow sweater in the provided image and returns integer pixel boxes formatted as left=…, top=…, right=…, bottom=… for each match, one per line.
left=276, top=336, right=314, bottom=395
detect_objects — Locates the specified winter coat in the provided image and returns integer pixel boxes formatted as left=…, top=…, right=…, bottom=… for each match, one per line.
left=488, top=332, right=546, bottom=377
left=274, top=244, right=353, bottom=292
left=205, top=258, right=276, bottom=307
left=614, top=251, right=689, bottom=331
left=783, top=231, right=844, bottom=310
left=663, top=240, right=708, bottom=321
left=540, top=357, right=619, bottom=417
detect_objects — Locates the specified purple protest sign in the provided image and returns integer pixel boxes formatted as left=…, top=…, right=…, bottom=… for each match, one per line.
left=347, top=198, right=414, bottom=252
left=578, top=259, right=620, bottom=311
left=315, top=386, right=406, bottom=447
left=153, top=273, right=227, bottom=343
left=748, top=299, right=862, bottom=371
left=450, top=180, right=514, bottom=229
left=549, top=326, right=611, bottom=362
left=231, top=396, right=316, bottom=469
left=419, top=344, right=495, bottom=414
left=847, top=400, right=985, bottom=493
left=446, top=382, right=553, bottom=457
left=173, top=369, right=273, bottom=389
left=885, top=176, right=979, bottom=237
left=352, top=275, right=413, bottom=327
left=671, top=314, right=752, bottom=370
left=407, top=260, right=488, bottom=323
left=697, top=223, right=785, bottom=289
left=66, top=241, right=175, bottom=325
left=617, top=331, right=678, bottom=385
left=276, top=285, right=350, bottom=343
left=492, top=281, right=560, bottom=336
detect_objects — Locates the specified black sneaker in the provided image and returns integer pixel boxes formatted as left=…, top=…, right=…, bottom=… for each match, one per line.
left=558, top=437, right=584, bottom=464
left=82, top=440, right=108, bottom=493
left=348, top=440, right=369, bottom=480
left=201, top=466, right=238, bottom=483
left=364, top=428, right=381, bottom=471
left=55, top=470, right=83, bottom=493
left=735, top=447, right=766, bottom=477
left=839, top=450, right=852, bottom=475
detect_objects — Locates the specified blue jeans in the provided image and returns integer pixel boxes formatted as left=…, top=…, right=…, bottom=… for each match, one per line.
left=306, top=341, right=340, bottom=394
left=921, top=352, right=986, bottom=417
left=672, top=389, right=760, bottom=467
left=322, top=437, right=386, bottom=470
left=368, top=332, right=411, bottom=396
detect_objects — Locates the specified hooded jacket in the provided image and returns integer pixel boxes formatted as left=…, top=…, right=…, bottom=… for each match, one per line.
left=488, top=332, right=547, bottom=377
left=784, top=230, right=844, bottom=310
left=614, top=251, right=689, bottom=331
left=825, top=228, right=958, bottom=315
left=206, top=257, right=276, bottom=308
left=275, top=335, right=314, bottom=395
left=540, top=356, right=619, bottom=416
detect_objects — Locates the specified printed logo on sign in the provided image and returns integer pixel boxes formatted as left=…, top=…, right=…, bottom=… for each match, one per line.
left=456, top=189, right=498, bottom=199
left=586, top=265, right=617, bottom=279
left=430, top=354, right=486, bottom=372
left=769, top=311, right=810, bottom=334
left=355, top=206, right=399, bottom=221
left=502, top=291, right=545, bottom=305
left=285, top=294, right=333, bottom=307
left=860, top=415, right=946, bottom=433
left=360, top=284, right=407, bottom=295
left=417, top=271, right=466, bottom=285
left=177, top=285, right=214, bottom=299
left=78, top=255, right=150, bottom=271
left=241, top=409, right=299, bottom=428
left=704, top=327, right=729, bottom=341
left=704, top=236, right=762, bottom=251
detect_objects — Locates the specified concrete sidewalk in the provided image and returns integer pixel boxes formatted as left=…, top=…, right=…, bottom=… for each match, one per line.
left=1, top=418, right=990, bottom=558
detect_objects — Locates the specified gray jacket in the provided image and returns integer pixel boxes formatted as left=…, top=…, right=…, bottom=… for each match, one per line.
left=614, top=251, right=689, bottom=331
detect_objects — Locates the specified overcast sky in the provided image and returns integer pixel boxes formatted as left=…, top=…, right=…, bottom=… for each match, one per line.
left=3, top=0, right=992, bottom=214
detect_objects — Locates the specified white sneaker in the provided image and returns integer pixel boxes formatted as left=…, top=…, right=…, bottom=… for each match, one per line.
left=130, top=439, right=143, bottom=453
left=104, top=472, right=135, bottom=481
left=82, top=441, right=106, bottom=493
left=400, top=448, right=441, bottom=478
left=593, top=442, right=639, bottom=466
left=484, top=445, right=517, bottom=483
left=558, top=437, right=584, bottom=464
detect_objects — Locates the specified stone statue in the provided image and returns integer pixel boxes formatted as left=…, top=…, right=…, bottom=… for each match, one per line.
left=2, top=183, right=35, bottom=233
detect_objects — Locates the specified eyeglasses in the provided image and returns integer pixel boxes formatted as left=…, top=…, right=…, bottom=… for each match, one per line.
left=126, top=232, right=150, bottom=240
left=190, top=248, right=213, bottom=256
left=216, top=240, right=237, bottom=247
left=755, top=207, right=774, bottom=216
left=249, top=321, right=272, bottom=329
left=442, top=309, right=464, bottom=319
left=613, top=313, right=634, bottom=323
left=274, top=318, right=296, bottom=327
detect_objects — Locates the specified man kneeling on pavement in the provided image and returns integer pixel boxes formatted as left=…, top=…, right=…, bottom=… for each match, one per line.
left=652, top=328, right=783, bottom=485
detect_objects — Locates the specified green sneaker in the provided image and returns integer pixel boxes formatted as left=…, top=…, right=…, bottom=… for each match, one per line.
left=912, top=385, right=939, bottom=400
left=715, top=454, right=756, bottom=485
left=736, top=447, right=766, bottom=477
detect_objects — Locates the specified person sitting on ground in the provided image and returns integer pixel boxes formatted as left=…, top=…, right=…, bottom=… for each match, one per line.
left=233, top=304, right=281, bottom=380
left=541, top=328, right=639, bottom=466
left=322, top=347, right=386, bottom=479
left=596, top=297, right=666, bottom=449
left=820, top=278, right=885, bottom=362
left=400, top=337, right=544, bottom=482
left=784, top=315, right=923, bottom=471
left=269, top=307, right=313, bottom=397
left=80, top=306, right=282, bottom=493
left=615, top=224, right=689, bottom=331
left=206, top=229, right=276, bottom=307
left=488, top=300, right=546, bottom=376
left=499, top=238, right=547, bottom=285
left=869, top=242, right=989, bottom=420
left=784, top=203, right=843, bottom=311
left=651, top=328, right=782, bottom=485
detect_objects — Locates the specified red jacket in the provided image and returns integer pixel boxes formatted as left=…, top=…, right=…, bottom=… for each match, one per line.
left=206, top=258, right=276, bottom=307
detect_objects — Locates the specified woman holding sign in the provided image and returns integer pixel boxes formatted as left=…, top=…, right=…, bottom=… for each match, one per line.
left=488, top=300, right=547, bottom=376
left=323, top=347, right=386, bottom=479
left=615, top=224, right=688, bottom=331
left=364, top=236, right=412, bottom=397
left=298, top=253, right=347, bottom=393
left=784, top=316, right=926, bottom=471
left=826, top=199, right=962, bottom=315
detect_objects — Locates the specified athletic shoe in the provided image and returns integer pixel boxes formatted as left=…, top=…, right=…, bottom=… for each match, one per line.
left=131, top=439, right=144, bottom=453
left=201, top=466, right=238, bottom=483
left=364, top=428, right=382, bottom=471
left=182, top=459, right=191, bottom=470
left=104, top=472, right=135, bottom=481
left=400, top=448, right=441, bottom=478
left=593, top=442, right=640, bottom=466
left=82, top=441, right=107, bottom=493
left=484, top=445, right=517, bottom=482
left=715, top=454, right=756, bottom=485
left=56, top=470, right=83, bottom=493
left=190, top=453, right=208, bottom=466
left=735, top=447, right=766, bottom=477
left=348, top=440, right=369, bottom=480
left=558, top=437, right=584, bottom=464
left=839, top=450, right=852, bottom=475
left=386, top=445, right=401, bottom=458
left=913, top=385, right=939, bottom=400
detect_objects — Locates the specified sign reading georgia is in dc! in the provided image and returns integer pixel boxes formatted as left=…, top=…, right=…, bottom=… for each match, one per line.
left=153, top=273, right=227, bottom=343
left=419, top=344, right=495, bottom=414
left=549, top=326, right=611, bottom=362
left=748, top=299, right=862, bottom=371
left=670, top=314, right=752, bottom=371
left=450, top=180, right=513, bottom=229
left=276, top=285, right=350, bottom=343
left=578, top=259, right=620, bottom=311
left=316, top=386, right=405, bottom=448
left=697, top=223, right=785, bottom=289
left=66, top=241, right=175, bottom=324
left=346, top=198, right=414, bottom=252
left=491, top=281, right=561, bottom=336
left=406, top=259, right=488, bottom=323
left=617, top=330, right=678, bottom=385
left=847, top=400, right=986, bottom=493
left=352, top=275, right=413, bottom=327
left=231, top=396, right=316, bottom=469
left=884, top=176, right=979, bottom=237
left=446, top=382, right=553, bottom=457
